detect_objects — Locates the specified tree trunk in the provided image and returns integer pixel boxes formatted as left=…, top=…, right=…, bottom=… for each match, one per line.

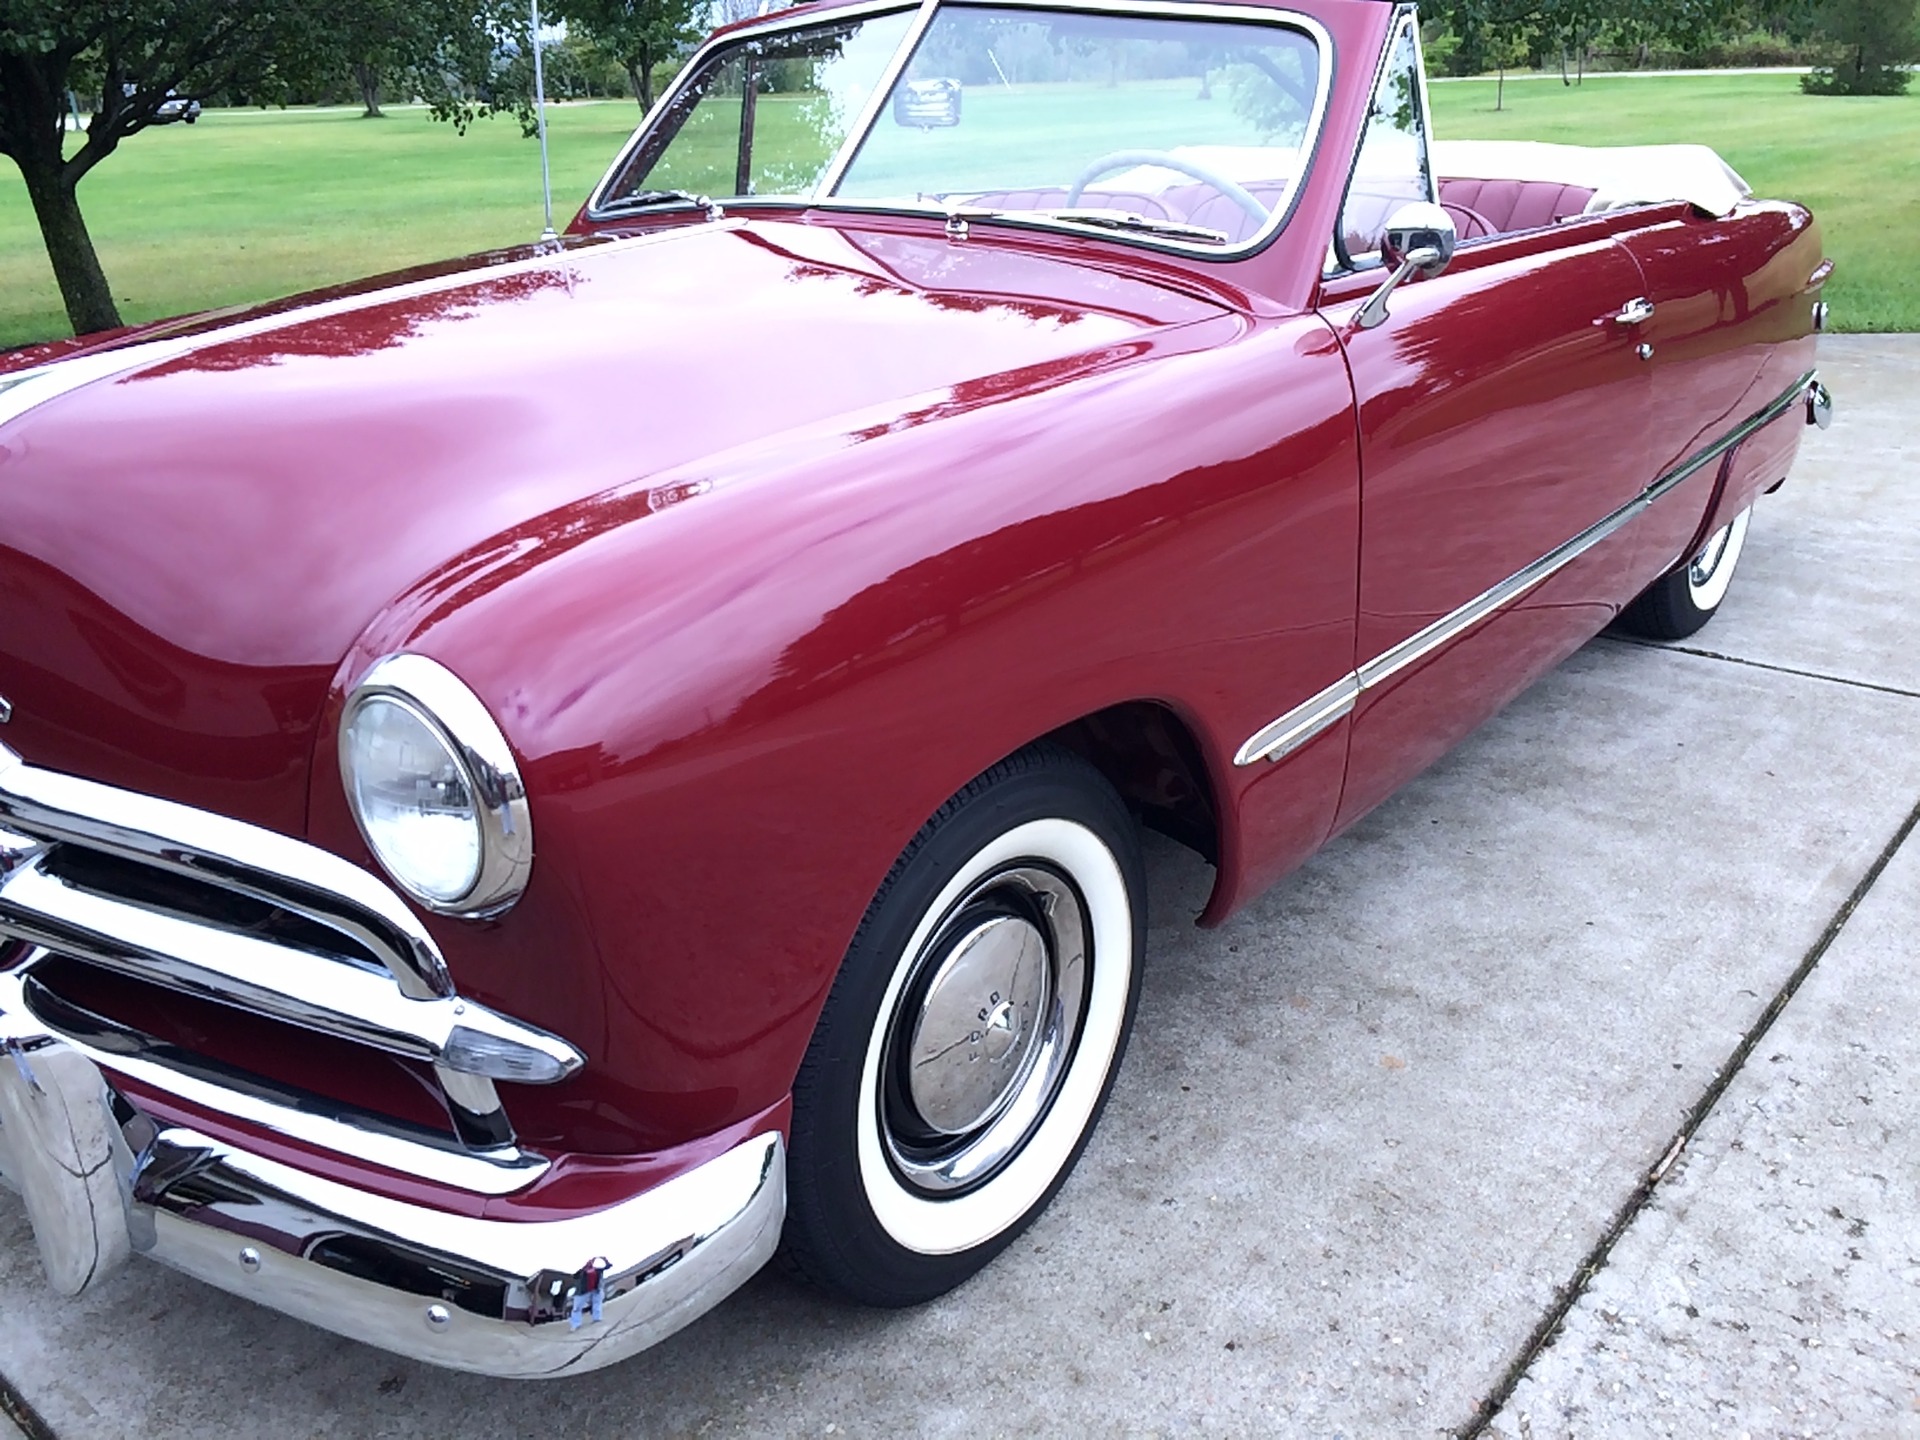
left=18, top=160, right=120, bottom=334
left=628, top=55, right=655, bottom=111
left=1560, top=45, right=1570, bottom=84
left=1497, top=64, right=1506, bottom=111
left=355, top=63, right=384, bottom=118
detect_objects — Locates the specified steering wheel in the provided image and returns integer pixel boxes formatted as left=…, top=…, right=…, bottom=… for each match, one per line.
left=1064, top=150, right=1270, bottom=227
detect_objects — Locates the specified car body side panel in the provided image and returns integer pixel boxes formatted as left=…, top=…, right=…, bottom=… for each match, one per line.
left=1611, top=202, right=1824, bottom=574
left=1317, top=198, right=1820, bottom=840
left=304, top=313, right=1362, bottom=1154
left=1320, top=221, right=1654, bottom=829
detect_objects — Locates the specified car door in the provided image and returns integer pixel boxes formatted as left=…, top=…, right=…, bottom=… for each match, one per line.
left=1315, top=14, right=1657, bottom=829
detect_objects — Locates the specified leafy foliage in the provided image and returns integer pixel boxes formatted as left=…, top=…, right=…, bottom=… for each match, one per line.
left=550, top=0, right=705, bottom=110
left=0, top=0, right=529, bottom=334
left=1801, top=0, right=1918, bottom=94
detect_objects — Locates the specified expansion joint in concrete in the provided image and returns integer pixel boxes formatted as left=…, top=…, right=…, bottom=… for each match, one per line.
left=1601, top=634, right=1920, bottom=701
left=1455, top=787, right=1920, bottom=1440
left=0, top=1375, right=54, bottom=1440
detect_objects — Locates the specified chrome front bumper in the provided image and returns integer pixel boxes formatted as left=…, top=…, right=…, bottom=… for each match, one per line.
left=0, top=967, right=785, bottom=1377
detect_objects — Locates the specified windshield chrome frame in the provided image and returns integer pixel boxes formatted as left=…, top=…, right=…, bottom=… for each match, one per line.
left=585, top=0, right=1336, bottom=263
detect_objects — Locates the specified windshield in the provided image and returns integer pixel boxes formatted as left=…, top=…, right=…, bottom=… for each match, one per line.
left=597, top=2, right=1327, bottom=255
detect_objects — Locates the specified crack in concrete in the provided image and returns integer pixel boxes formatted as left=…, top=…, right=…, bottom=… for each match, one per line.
left=1456, top=789, right=1920, bottom=1440
left=1601, top=634, right=1920, bottom=701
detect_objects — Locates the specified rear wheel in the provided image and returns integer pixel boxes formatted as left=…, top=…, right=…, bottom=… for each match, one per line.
left=1616, top=506, right=1752, bottom=641
left=780, top=746, right=1144, bottom=1306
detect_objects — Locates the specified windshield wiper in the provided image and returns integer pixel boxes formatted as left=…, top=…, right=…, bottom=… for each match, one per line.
left=600, top=189, right=723, bottom=219
left=1028, top=208, right=1231, bottom=244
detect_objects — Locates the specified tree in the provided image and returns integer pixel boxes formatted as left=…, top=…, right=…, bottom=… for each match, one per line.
left=1802, top=0, right=1918, bottom=94
left=555, top=0, right=704, bottom=110
left=0, top=2, right=330, bottom=334
left=1, top=1, right=518, bottom=337
left=312, top=0, right=516, bottom=119
left=1437, top=0, right=1540, bottom=105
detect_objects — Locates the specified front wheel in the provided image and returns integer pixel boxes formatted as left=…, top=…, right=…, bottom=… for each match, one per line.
left=780, top=746, right=1144, bottom=1306
left=1616, top=506, right=1753, bottom=641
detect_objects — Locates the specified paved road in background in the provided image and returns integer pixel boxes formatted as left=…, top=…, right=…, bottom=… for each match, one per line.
left=1, top=335, right=1912, bottom=1437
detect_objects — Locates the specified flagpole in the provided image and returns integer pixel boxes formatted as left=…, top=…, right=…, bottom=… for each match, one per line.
left=530, top=0, right=557, bottom=241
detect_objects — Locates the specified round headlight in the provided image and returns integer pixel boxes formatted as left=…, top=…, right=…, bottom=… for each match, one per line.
left=340, top=655, right=532, bottom=917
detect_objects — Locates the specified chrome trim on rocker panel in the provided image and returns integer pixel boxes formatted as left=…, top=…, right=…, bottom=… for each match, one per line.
left=1234, top=369, right=1823, bottom=767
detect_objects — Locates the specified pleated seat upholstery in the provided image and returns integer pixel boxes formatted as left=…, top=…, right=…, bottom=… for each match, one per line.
left=1437, top=177, right=1597, bottom=235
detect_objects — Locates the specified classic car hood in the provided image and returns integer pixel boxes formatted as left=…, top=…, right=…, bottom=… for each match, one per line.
left=0, top=219, right=1223, bottom=832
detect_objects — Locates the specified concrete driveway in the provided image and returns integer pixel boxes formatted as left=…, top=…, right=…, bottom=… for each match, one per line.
left=2, top=335, right=1913, bottom=1439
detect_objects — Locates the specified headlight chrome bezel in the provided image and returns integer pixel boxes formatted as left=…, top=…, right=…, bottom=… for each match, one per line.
left=339, top=653, right=533, bottom=918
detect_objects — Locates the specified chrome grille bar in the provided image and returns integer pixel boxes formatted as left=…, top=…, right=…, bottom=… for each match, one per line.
left=0, top=856, right=579, bottom=1082
left=0, top=743, right=450, bottom=999
left=0, top=742, right=588, bottom=1177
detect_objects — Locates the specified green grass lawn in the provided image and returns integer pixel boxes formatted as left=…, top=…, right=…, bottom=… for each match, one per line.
left=1430, top=73, right=1918, bottom=333
left=1, top=72, right=1913, bottom=348
left=0, top=101, right=648, bottom=350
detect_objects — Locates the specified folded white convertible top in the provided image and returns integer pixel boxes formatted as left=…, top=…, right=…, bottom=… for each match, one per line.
left=1431, top=140, right=1754, bottom=219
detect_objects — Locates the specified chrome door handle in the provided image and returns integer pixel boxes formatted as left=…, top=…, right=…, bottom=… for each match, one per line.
left=1598, top=297, right=1656, bottom=326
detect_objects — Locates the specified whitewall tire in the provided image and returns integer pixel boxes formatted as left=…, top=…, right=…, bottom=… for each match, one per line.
left=780, top=745, right=1145, bottom=1305
left=1617, top=506, right=1753, bottom=641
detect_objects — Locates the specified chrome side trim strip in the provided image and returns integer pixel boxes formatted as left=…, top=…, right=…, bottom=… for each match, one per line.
left=1234, top=368, right=1821, bottom=767
left=1233, top=674, right=1359, bottom=767
left=1641, top=367, right=1820, bottom=507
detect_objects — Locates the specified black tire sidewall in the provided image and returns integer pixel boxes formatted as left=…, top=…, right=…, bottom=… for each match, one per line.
left=782, top=748, right=1145, bottom=1307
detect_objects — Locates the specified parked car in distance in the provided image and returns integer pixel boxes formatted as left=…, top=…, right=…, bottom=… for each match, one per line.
left=0, top=0, right=1831, bottom=1379
left=119, top=83, right=201, bottom=124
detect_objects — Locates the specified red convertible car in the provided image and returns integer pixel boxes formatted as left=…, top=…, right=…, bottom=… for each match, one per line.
left=0, top=0, right=1830, bottom=1377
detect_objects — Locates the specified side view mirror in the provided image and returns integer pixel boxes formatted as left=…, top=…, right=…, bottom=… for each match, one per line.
left=1355, top=201, right=1457, bottom=330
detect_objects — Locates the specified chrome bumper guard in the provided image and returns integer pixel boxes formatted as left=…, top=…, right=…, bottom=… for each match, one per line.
left=0, top=968, right=786, bottom=1376
left=0, top=740, right=581, bottom=1170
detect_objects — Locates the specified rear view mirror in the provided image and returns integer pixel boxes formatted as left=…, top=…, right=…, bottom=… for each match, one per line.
left=894, top=78, right=962, bottom=129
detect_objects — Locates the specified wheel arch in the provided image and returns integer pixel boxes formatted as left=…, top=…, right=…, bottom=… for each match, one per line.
left=1040, top=699, right=1222, bottom=868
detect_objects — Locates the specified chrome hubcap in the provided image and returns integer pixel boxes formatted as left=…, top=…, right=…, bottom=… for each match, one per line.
left=907, top=914, right=1050, bottom=1135
left=881, top=865, right=1088, bottom=1195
